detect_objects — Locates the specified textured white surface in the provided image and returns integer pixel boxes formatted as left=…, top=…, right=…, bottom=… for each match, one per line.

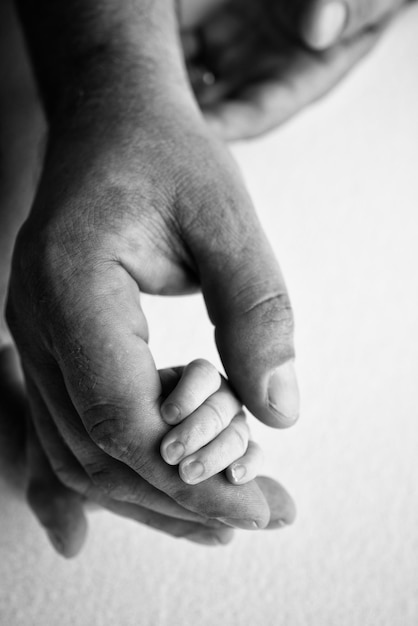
left=1, top=7, right=418, bottom=626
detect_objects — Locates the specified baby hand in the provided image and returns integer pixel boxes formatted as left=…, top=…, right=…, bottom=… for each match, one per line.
left=159, top=360, right=263, bottom=486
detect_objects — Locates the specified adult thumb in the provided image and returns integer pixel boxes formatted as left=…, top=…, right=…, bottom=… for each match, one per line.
left=295, top=0, right=403, bottom=50
left=191, top=160, right=299, bottom=428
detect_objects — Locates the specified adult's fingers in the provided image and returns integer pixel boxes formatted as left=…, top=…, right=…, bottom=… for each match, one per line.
left=26, top=418, right=88, bottom=558
left=0, top=346, right=87, bottom=557
left=203, top=25, right=381, bottom=141
left=32, top=264, right=273, bottom=528
left=303, top=0, right=406, bottom=49
left=95, top=496, right=235, bottom=546
left=26, top=412, right=233, bottom=551
left=255, top=475, right=296, bottom=528
left=26, top=368, right=225, bottom=526
left=276, top=0, right=406, bottom=50
left=25, top=374, right=235, bottom=547
left=272, top=0, right=349, bottom=49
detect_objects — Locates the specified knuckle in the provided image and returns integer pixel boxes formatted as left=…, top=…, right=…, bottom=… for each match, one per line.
left=183, top=423, right=207, bottom=450
left=245, top=290, right=293, bottom=321
left=231, top=416, right=249, bottom=449
left=204, top=399, right=228, bottom=432
left=190, top=359, right=221, bottom=388
left=84, top=463, right=143, bottom=501
left=242, top=291, right=295, bottom=343
left=84, top=410, right=129, bottom=457
left=85, top=410, right=147, bottom=472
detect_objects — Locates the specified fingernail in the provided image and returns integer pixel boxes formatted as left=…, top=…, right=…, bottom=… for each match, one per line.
left=268, top=519, right=289, bottom=530
left=161, top=402, right=181, bottom=424
left=230, top=464, right=246, bottom=483
left=302, top=1, right=348, bottom=50
left=46, top=529, right=65, bottom=555
left=180, top=461, right=204, bottom=483
left=165, top=441, right=185, bottom=464
left=268, top=361, right=300, bottom=427
left=184, top=532, right=226, bottom=546
left=218, top=517, right=259, bottom=530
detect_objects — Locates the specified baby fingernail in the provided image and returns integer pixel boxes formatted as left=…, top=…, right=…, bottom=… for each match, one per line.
left=302, top=1, right=348, bottom=50
left=230, top=464, right=246, bottom=482
left=165, top=441, right=185, bottom=464
left=181, top=460, right=204, bottom=483
left=268, top=361, right=299, bottom=427
left=161, top=402, right=181, bottom=424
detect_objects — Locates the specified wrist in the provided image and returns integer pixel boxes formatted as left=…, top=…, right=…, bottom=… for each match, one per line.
left=17, top=0, right=196, bottom=126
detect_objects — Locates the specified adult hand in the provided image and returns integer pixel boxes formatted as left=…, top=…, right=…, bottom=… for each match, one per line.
left=182, top=0, right=408, bottom=140
left=6, top=83, right=298, bottom=543
left=5, top=0, right=298, bottom=556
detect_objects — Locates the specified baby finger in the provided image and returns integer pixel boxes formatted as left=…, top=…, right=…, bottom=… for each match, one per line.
left=178, top=413, right=249, bottom=485
left=226, top=441, right=264, bottom=485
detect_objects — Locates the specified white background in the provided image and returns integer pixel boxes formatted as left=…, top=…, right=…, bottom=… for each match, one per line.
left=1, top=5, right=418, bottom=625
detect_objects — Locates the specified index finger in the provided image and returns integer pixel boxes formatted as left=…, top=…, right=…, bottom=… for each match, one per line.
left=48, top=263, right=273, bottom=529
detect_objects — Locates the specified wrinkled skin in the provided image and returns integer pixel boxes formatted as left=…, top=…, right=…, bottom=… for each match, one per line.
left=6, top=91, right=298, bottom=554
left=2, top=0, right=299, bottom=558
left=0, top=345, right=236, bottom=554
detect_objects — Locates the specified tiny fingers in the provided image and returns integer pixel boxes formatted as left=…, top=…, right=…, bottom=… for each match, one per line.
left=179, top=413, right=249, bottom=485
left=226, top=441, right=264, bottom=485
left=160, top=376, right=242, bottom=464
left=160, top=359, right=222, bottom=425
left=159, top=362, right=262, bottom=487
